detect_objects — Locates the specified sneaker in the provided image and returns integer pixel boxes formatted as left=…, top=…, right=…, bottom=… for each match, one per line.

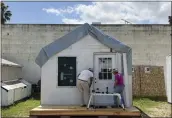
left=90, top=105, right=94, bottom=108
left=119, top=105, right=124, bottom=109
left=111, top=105, right=118, bottom=108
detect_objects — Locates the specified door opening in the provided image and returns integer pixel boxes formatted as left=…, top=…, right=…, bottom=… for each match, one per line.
left=93, top=54, right=118, bottom=105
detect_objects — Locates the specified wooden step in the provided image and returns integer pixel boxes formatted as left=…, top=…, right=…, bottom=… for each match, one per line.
left=30, top=106, right=141, bottom=118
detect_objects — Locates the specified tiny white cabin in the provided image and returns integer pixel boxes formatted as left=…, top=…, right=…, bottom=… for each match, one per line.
left=1, top=79, right=32, bottom=106
left=35, top=23, right=133, bottom=108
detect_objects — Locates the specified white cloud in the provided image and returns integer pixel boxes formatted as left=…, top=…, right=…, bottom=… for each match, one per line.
left=42, top=6, right=74, bottom=16
left=59, top=6, right=74, bottom=14
left=62, top=18, right=85, bottom=24
left=43, top=2, right=171, bottom=24
left=42, top=8, right=61, bottom=15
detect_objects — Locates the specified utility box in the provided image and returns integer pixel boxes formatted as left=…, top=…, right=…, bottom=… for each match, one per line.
left=1, top=79, right=31, bottom=107
left=1, top=84, right=14, bottom=106
left=21, top=79, right=32, bottom=97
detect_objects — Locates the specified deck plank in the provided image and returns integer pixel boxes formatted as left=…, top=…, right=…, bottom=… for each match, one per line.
left=30, top=106, right=141, bottom=116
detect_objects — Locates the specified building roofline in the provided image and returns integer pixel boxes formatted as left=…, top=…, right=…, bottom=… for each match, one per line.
left=2, top=23, right=170, bottom=26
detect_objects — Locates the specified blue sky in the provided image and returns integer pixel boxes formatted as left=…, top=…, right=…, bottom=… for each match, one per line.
left=5, top=2, right=92, bottom=24
left=5, top=1, right=171, bottom=24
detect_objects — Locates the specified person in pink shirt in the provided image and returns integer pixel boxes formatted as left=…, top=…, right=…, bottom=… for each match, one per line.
left=113, top=69, right=125, bottom=107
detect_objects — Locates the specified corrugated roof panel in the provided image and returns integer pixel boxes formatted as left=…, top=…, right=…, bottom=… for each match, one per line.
left=1, top=59, right=22, bottom=67
left=35, top=23, right=132, bottom=75
left=1, top=85, right=13, bottom=90
left=9, top=83, right=26, bottom=89
left=1, top=81, right=27, bottom=90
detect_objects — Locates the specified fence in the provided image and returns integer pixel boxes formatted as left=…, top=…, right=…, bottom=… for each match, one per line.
left=132, top=65, right=166, bottom=97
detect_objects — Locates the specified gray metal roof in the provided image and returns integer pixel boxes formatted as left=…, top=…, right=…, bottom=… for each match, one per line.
left=35, top=23, right=132, bottom=75
left=2, top=59, right=22, bottom=67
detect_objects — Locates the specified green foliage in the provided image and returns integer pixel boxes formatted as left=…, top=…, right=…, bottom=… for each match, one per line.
left=1, top=2, right=12, bottom=24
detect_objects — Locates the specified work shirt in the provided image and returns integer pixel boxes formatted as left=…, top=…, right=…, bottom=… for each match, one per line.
left=115, top=73, right=124, bottom=86
left=78, top=70, right=93, bottom=81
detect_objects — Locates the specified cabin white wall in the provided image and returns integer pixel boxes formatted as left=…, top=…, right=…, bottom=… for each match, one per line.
left=41, top=35, right=110, bottom=105
left=1, top=66, right=22, bottom=81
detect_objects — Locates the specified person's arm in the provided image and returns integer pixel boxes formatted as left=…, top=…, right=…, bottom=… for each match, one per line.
left=114, top=78, right=118, bottom=86
left=89, top=72, right=94, bottom=88
left=77, top=73, right=80, bottom=77
left=89, top=77, right=94, bottom=88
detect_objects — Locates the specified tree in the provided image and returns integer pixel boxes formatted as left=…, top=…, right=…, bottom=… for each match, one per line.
left=1, top=2, right=12, bottom=24
left=169, top=16, right=172, bottom=25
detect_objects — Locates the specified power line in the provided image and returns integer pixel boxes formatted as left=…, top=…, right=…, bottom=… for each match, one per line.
left=121, top=19, right=132, bottom=24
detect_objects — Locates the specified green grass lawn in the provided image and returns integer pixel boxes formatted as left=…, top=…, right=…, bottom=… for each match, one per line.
left=1, top=96, right=171, bottom=117
left=133, top=97, right=160, bottom=111
left=133, top=97, right=171, bottom=117
left=1, top=97, right=40, bottom=117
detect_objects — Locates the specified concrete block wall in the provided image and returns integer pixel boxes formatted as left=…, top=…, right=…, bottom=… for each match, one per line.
left=1, top=24, right=171, bottom=84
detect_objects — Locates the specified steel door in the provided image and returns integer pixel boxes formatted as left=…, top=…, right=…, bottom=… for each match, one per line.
left=93, top=54, right=117, bottom=105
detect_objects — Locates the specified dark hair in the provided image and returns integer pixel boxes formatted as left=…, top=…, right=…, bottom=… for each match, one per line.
left=113, top=69, right=118, bottom=72
left=88, top=68, right=93, bottom=72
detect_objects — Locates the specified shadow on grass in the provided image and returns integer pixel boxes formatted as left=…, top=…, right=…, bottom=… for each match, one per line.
left=31, top=92, right=41, bottom=100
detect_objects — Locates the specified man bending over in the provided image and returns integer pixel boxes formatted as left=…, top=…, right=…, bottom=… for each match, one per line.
left=77, top=68, right=94, bottom=107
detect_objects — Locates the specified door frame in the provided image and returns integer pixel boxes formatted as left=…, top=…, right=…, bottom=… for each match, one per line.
left=92, top=52, right=117, bottom=105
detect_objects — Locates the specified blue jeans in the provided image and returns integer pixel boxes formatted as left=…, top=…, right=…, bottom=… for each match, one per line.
left=113, top=85, right=125, bottom=106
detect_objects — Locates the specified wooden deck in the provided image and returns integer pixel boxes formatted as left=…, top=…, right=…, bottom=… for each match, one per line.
left=30, top=106, right=141, bottom=118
